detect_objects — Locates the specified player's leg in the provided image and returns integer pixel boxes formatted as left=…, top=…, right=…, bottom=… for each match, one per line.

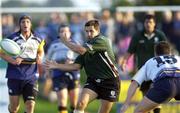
left=68, top=72, right=80, bottom=113
left=140, top=81, right=161, bottom=113
left=57, top=88, right=68, bottom=113
left=134, top=96, right=159, bottom=113
left=98, top=99, right=114, bottom=113
left=7, top=79, right=21, bottom=113
left=23, top=81, right=38, bottom=113
left=43, top=77, right=52, bottom=98
left=97, top=77, right=120, bottom=113
left=74, top=88, right=98, bottom=113
left=69, top=87, right=79, bottom=113
left=8, top=95, right=20, bottom=113
left=135, top=78, right=174, bottom=113
left=24, top=100, right=35, bottom=113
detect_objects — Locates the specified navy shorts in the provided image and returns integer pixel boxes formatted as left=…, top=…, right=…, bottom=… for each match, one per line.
left=84, top=77, right=120, bottom=102
left=146, top=77, right=180, bottom=104
left=7, top=79, right=38, bottom=102
left=52, top=72, right=80, bottom=92
left=140, top=81, right=152, bottom=94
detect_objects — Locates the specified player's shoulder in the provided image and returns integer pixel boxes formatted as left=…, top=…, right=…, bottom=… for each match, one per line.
left=144, top=57, right=156, bottom=66
left=7, top=31, right=21, bottom=40
left=96, top=35, right=108, bottom=42
left=154, top=29, right=166, bottom=36
left=132, top=30, right=143, bottom=39
left=51, top=39, right=60, bottom=45
left=32, top=32, right=44, bottom=42
left=49, top=39, right=62, bottom=48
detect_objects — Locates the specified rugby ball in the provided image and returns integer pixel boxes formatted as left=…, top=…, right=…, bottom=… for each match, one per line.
left=0, top=39, right=21, bottom=56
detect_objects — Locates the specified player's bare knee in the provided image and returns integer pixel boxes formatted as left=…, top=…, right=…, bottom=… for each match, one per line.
left=77, top=100, right=88, bottom=110
left=25, top=100, right=35, bottom=110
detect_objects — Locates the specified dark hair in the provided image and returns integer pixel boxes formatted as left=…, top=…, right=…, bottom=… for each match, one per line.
left=18, top=14, right=33, bottom=33
left=144, top=14, right=156, bottom=23
left=85, top=19, right=100, bottom=31
left=155, top=41, right=171, bottom=56
left=58, top=23, right=69, bottom=32
left=19, top=14, right=32, bottom=24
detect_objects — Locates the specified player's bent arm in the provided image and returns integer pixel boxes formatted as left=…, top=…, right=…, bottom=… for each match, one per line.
left=0, top=50, right=17, bottom=65
left=63, top=40, right=87, bottom=55
left=120, top=52, right=132, bottom=71
left=124, top=80, right=139, bottom=104
left=120, top=80, right=139, bottom=113
left=37, top=40, right=45, bottom=63
left=36, top=40, right=45, bottom=76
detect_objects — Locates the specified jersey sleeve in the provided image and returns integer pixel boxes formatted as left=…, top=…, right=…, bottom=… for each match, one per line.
left=84, top=38, right=107, bottom=53
left=132, top=64, right=147, bottom=85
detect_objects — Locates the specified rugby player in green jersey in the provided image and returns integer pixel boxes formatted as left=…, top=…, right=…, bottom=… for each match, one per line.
left=45, top=19, right=120, bottom=113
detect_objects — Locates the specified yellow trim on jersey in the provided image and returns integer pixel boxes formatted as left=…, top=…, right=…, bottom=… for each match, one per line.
left=38, top=40, right=45, bottom=50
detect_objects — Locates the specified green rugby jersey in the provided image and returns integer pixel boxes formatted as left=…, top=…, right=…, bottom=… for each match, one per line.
left=75, top=35, right=119, bottom=79
left=128, top=29, right=167, bottom=69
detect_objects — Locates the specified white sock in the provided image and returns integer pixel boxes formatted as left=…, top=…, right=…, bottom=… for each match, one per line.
left=73, top=109, right=84, bottom=113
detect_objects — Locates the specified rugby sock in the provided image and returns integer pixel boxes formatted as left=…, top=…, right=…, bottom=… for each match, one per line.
left=59, top=111, right=68, bottom=113
left=73, top=109, right=84, bottom=113
left=153, top=108, right=161, bottom=113
left=69, top=106, right=75, bottom=113
left=58, top=106, right=68, bottom=113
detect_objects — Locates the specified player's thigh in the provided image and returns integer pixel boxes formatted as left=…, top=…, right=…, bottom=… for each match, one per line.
left=57, top=88, right=68, bottom=106
left=134, top=96, right=159, bottom=113
left=9, top=95, right=20, bottom=108
left=98, top=99, right=114, bottom=113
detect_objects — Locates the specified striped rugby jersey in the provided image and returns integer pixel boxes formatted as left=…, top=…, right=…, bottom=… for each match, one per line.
left=6, top=31, right=44, bottom=80
left=133, top=55, right=180, bottom=85
left=75, top=35, right=119, bottom=79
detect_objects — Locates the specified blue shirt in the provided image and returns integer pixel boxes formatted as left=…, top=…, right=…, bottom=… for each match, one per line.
left=47, top=38, right=79, bottom=78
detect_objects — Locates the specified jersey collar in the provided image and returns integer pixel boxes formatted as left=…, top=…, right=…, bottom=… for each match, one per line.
left=20, top=33, right=34, bottom=41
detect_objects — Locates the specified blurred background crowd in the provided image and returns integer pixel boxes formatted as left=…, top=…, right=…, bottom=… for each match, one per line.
left=1, top=0, right=180, bottom=112
left=2, top=10, right=180, bottom=79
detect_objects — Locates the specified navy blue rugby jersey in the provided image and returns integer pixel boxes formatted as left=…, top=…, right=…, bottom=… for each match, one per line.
left=6, top=31, right=44, bottom=80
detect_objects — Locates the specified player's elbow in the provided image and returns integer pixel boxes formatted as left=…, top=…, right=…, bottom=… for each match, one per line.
left=131, top=80, right=139, bottom=88
left=74, top=47, right=86, bottom=55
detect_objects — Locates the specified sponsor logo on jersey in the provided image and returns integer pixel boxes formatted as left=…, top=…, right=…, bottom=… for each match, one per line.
left=110, top=90, right=116, bottom=98
left=95, top=79, right=101, bottom=83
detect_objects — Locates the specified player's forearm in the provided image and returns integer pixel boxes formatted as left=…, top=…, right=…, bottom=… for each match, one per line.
left=63, top=41, right=86, bottom=55
left=56, top=63, right=80, bottom=71
left=0, top=52, right=16, bottom=64
left=124, top=81, right=139, bottom=105
left=123, top=52, right=132, bottom=64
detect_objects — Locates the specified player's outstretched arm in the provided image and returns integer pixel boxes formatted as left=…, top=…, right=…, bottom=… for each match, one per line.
left=44, top=59, right=81, bottom=71
left=120, top=80, right=139, bottom=113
